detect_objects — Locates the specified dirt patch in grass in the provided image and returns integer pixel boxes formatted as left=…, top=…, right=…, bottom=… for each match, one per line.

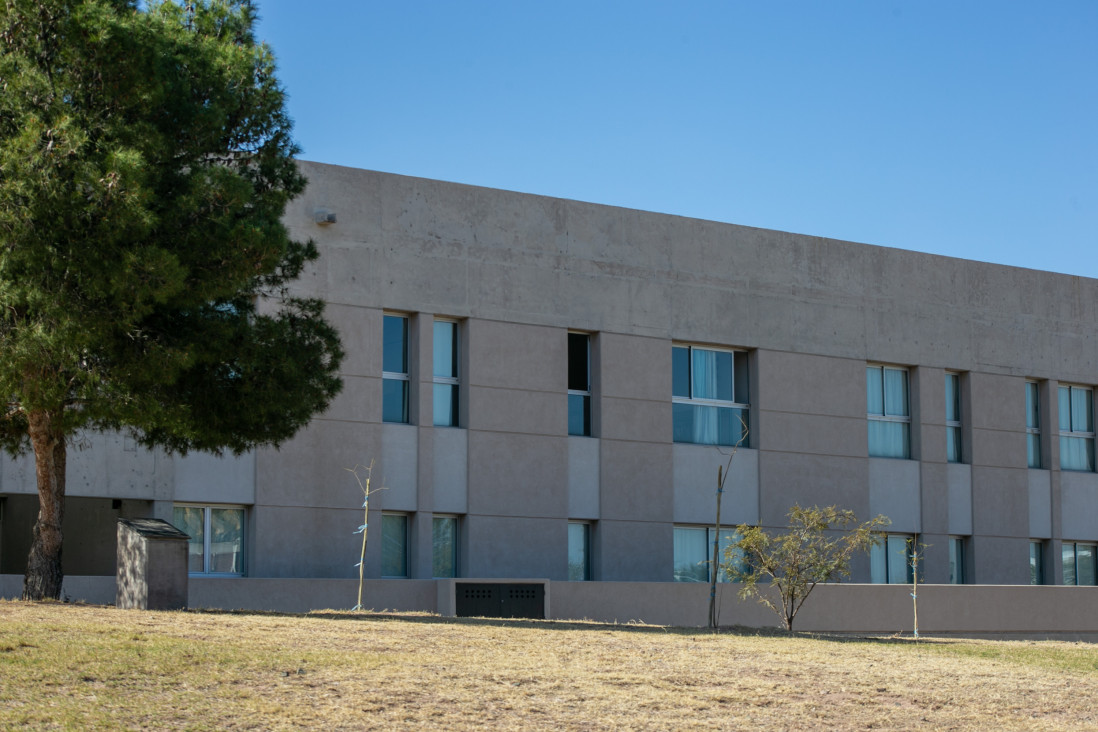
left=2, top=601, right=1096, bottom=730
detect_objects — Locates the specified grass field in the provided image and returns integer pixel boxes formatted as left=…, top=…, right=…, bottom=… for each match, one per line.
left=2, top=601, right=1097, bottom=730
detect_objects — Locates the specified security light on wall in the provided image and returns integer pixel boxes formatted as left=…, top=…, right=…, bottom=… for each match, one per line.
left=314, top=208, right=337, bottom=225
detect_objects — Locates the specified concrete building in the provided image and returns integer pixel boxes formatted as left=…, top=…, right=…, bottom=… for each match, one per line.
left=2, top=160, right=1097, bottom=627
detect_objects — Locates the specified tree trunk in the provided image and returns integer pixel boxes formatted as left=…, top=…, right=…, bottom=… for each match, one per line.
left=22, top=409, right=67, bottom=601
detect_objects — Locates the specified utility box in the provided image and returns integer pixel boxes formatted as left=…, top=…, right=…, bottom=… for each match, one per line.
left=116, top=518, right=190, bottom=610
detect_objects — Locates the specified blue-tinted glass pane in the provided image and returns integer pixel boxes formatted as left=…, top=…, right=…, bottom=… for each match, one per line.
left=949, top=538, right=963, bottom=584
left=1026, top=383, right=1040, bottom=430
left=883, top=369, right=908, bottom=417
left=673, top=527, right=708, bottom=582
left=382, top=515, right=407, bottom=577
left=867, top=367, right=883, bottom=415
left=1027, top=433, right=1041, bottom=469
left=1030, top=542, right=1043, bottom=585
left=1072, top=388, right=1093, bottom=433
left=672, top=347, right=690, bottom=398
left=1060, top=436, right=1095, bottom=472
left=433, top=383, right=457, bottom=427
left=1059, top=387, right=1072, bottom=431
left=691, top=349, right=733, bottom=401
left=433, top=321, right=457, bottom=378
left=432, top=517, right=457, bottom=578
left=383, top=379, right=409, bottom=424
left=383, top=315, right=407, bottom=374
left=870, top=542, right=886, bottom=583
left=568, top=393, right=590, bottom=436
left=209, top=508, right=244, bottom=574
left=568, top=523, right=589, bottom=581
left=887, top=535, right=912, bottom=584
left=672, top=403, right=747, bottom=446
left=945, top=374, right=960, bottom=422
left=947, top=426, right=962, bottom=463
left=1078, top=545, right=1096, bottom=586
left=1063, top=544, right=1076, bottom=585
left=173, top=506, right=205, bottom=573
left=868, top=420, right=909, bottom=459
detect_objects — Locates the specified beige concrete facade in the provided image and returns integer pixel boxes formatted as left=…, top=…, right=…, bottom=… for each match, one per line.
left=3, top=160, right=1098, bottom=625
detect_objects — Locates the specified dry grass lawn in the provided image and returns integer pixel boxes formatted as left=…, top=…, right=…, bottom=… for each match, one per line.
left=2, top=601, right=1097, bottom=730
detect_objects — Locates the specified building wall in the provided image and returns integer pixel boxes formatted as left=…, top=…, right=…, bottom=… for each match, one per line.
left=2, top=160, right=1097, bottom=591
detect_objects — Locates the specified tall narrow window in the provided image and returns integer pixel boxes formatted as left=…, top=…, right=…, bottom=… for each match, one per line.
left=870, top=534, right=915, bottom=584
left=1062, top=542, right=1097, bottom=586
left=945, top=373, right=962, bottom=463
left=1029, top=540, right=1045, bottom=585
left=948, top=536, right=966, bottom=584
left=383, top=314, right=410, bottom=424
left=672, top=345, right=749, bottom=447
left=433, top=320, right=459, bottom=427
left=867, top=365, right=910, bottom=459
left=1059, top=385, right=1094, bottom=472
left=672, top=526, right=740, bottom=583
left=432, top=516, right=458, bottom=578
left=568, top=333, right=591, bottom=437
left=173, top=505, right=245, bottom=575
left=381, top=513, right=408, bottom=578
left=1026, top=381, right=1042, bottom=469
left=568, top=522, right=591, bottom=580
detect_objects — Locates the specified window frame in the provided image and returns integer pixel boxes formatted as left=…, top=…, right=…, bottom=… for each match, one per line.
left=1026, top=381, right=1042, bottom=469
left=945, top=372, right=963, bottom=464
left=672, top=525, right=742, bottom=583
left=172, top=503, right=246, bottom=577
left=432, top=318, right=460, bottom=427
left=382, top=313, right=411, bottom=424
left=567, top=332, right=592, bottom=437
left=1058, top=384, right=1095, bottom=472
left=870, top=533, right=916, bottom=584
left=866, top=364, right=911, bottom=459
left=381, top=512, right=409, bottom=578
left=1062, top=542, right=1097, bottom=586
left=672, top=344, right=750, bottom=447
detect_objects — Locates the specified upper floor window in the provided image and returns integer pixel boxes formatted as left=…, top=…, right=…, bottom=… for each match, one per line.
left=945, top=373, right=962, bottom=463
left=568, top=333, right=592, bottom=437
left=433, top=319, right=459, bottom=427
left=173, top=504, right=245, bottom=576
left=1058, top=385, right=1094, bottom=472
left=672, top=345, right=749, bottom=447
left=1026, top=381, right=1042, bottom=469
left=867, top=365, right=910, bottom=459
left=383, top=314, right=410, bottom=424
left=1062, top=542, right=1097, bottom=586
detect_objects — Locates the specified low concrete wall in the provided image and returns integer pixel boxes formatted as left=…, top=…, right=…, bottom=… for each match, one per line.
left=4, top=576, right=1097, bottom=639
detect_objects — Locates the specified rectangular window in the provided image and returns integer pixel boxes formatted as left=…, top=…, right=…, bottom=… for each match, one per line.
left=383, top=314, right=410, bottom=424
left=672, top=526, right=741, bottom=583
left=946, top=373, right=962, bottom=463
left=568, top=522, right=591, bottom=581
left=870, top=534, right=915, bottom=584
left=1026, top=381, right=1042, bottom=469
left=172, top=505, right=245, bottom=575
left=948, top=536, right=966, bottom=584
left=1029, top=540, right=1045, bottom=585
left=1059, top=385, right=1094, bottom=472
left=867, top=365, right=910, bottom=459
left=672, top=345, right=749, bottom=447
left=432, top=516, right=458, bottom=578
left=433, top=320, right=459, bottom=427
left=568, top=333, right=592, bottom=437
left=381, top=513, right=408, bottom=578
left=1062, top=542, right=1097, bottom=586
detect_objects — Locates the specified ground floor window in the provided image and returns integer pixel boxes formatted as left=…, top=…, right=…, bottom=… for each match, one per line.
left=673, top=526, right=741, bottom=583
left=870, top=534, right=915, bottom=584
left=1030, top=540, right=1046, bottom=585
left=1062, top=542, right=1097, bottom=586
left=568, top=522, right=591, bottom=581
left=432, top=516, right=459, bottom=578
left=948, top=536, right=967, bottom=584
left=172, top=505, right=245, bottom=575
left=382, top=513, right=408, bottom=578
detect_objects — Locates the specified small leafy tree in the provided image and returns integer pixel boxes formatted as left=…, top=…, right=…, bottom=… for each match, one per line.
left=726, top=505, right=889, bottom=631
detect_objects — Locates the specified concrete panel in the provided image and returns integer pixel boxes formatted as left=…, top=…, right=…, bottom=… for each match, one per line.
left=1, top=432, right=161, bottom=500
left=971, top=467, right=1029, bottom=539
left=672, top=445, right=759, bottom=525
left=969, top=372, right=1025, bottom=432
left=432, top=428, right=468, bottom=515
left=971, top=427, right=1026, bottom=470
left=467, top=432, right=567, bottom=518
left=467, top=321, right=564, bottom=394
left=190, top=577, right=438, bottom=614
left=599, top=440, right=672, bottom=523
left=600, top=397, right=670, bottom=444
left=465, top=515, right=565, bottom=580
left=759, top=453, right=869, bottom=528
left=760, top=412, right=866, bottom=458
left=174, top=451, right=256, bottom=505
left=467, top=385, right=564, bottom=436
left=568, top=437, right=600, bottom=519
left=598, top=334, right=671, bottom=403
left=322, top=303, right=381, bottom=378
left=919, top=462, right=949, bottom=535
left=380, top=424, right=418, bottom=512
left=946, top=463, right=973, bottom=536
left=250, top=505, right=361, bottom=579
left=756, top=351, right=866, bottom=419
left=1060, top=471, right=1098, bottom=541
left=597, top=520, right=671, bottom=582
left=868, top=458, right=922, bottom=533
left=972, top=536, right=1030, bottom=585
left=1028, top=470, right=1052, bottom=539
left=319, top=374, right=380, bottom=424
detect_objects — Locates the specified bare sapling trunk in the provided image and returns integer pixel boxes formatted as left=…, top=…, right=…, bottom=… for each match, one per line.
left=22, top=409, right=67, bottom=601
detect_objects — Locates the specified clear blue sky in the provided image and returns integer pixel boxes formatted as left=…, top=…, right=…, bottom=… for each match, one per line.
left=255, top=2, right=1097, bottom=279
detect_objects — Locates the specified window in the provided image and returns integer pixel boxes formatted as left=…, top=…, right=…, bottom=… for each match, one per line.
left=672, top=345, right=749, bottom=447
left=1058, top=385, right=1094, bottom=472
left=1062, top=542, right=1097, bottom=586
left=1026, top=381, right=1042, bottom=469
left=433, top=320, right=459, bottom=427
left=381, top=513, right=408, bottom=577
left=432, top=516, right=458, bottom=578
left=948, top=536, right=966, bottom=584
left=172, top=505, right=245, bottom=575
left=867, top=365, right=910, bottom=459
left=870, top=534, right=916, bottom=584
left=568, top=333, right=592, bottom=437
left=383, top=314, right=410, bottom=424
left=1030, top=540, right=1045, bottom=585
left=568, top=522, right=591, bottom=580
left=946, top=373, right=962, bottom=463
left=672, top=526, right=741, bottom=583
